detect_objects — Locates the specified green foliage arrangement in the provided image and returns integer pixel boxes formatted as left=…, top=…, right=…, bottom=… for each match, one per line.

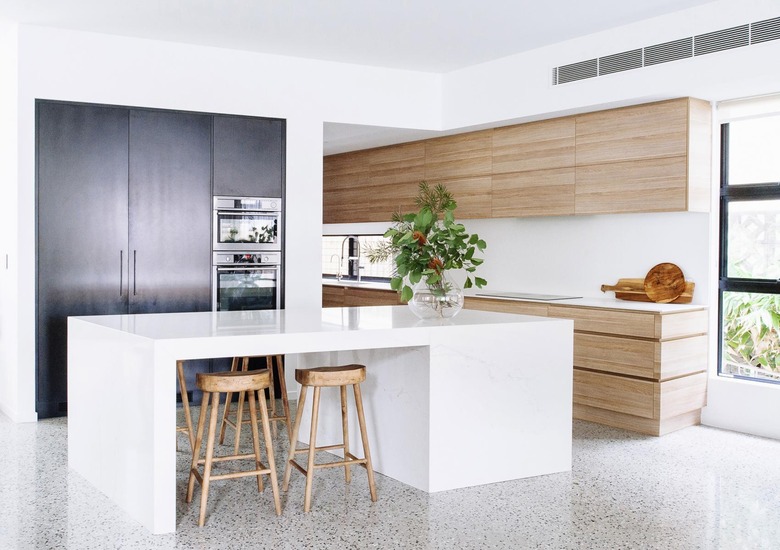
left=365, top=182, right=487, bottom=302
left=722, top=291, right=780, bottom=374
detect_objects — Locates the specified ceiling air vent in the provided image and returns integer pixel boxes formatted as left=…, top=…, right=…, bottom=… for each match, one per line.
left=552, top=14, right=779, bottom=85
left=598, top=48, right=643, bottom=76
left=751, top=16, right=780, bottom=44
left=557, top=58, right=597, bottom=84
left=644, top=37, right=693, bottom=66
left=694, top=24, right=749, bottom=56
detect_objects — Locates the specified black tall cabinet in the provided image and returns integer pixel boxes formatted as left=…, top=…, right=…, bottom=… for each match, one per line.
left=36, top=102, right=213, bottom=418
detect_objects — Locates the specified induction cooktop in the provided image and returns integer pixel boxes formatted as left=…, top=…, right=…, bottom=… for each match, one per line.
left=476, top=291, right=581, bottom=301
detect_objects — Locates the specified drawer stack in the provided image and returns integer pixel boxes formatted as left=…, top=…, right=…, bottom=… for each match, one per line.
left=466, top=297, right=708, bottom=436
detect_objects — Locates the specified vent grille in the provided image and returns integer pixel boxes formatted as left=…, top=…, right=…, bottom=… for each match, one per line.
left=599, top=48, right=643, bottom=75
left=751, top=16, right=780, bottom=44
left=694, top=24, right=749, bottom=56
left=557, top=58, right=597, bottom=84
left=644, top=37, right=693, bottom=66
left=553, top=15, right=779, bottom=85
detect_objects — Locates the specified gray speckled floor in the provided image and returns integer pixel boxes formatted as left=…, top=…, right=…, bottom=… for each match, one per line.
left=1, top=406, right=779, bottom=550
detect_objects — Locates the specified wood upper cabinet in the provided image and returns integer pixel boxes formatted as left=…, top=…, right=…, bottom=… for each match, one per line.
left=574, top=98, right=711, bottom=215
left=323, top=142, right=423, bottom=223
left=425, top=131, right=492, bottom=219
left=491, top=117, right=576, bottom=217
left=322, top=97, right=711, bottom=223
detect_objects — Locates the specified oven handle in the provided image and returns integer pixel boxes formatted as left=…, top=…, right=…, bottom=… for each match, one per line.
left=216, top=209, right=281, bottom=216
left=216, top=266, right=279, bottom=273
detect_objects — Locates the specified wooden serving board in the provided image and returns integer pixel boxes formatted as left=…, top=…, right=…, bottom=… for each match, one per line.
left=601, top=278, right=695, bottom=304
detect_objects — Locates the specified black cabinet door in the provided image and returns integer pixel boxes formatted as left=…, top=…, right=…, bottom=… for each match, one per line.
left=128, top=109, right=213, bottom=315
left=213, top=115, right=284, bottom=197
left=36, top=102, right=130, bottom=418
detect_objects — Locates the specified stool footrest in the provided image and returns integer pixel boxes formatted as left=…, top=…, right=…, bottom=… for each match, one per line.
left=196, top=452, right=263, bottom=465
left=292, top=443, right=345, bottom=454
left=209, top=468, right=273, bottom=482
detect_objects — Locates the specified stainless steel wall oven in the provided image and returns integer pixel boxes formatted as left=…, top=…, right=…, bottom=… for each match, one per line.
left=212, top=251, right=281, bottom=311
left=213, top=196, right=282, bottom=252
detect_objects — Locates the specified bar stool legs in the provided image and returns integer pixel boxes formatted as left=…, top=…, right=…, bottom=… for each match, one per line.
left=282, top=364, right=377, bottom=512
left=176, top=360, right=195, bottom=451
left=219, top=355, right=292, bottom=451
left=186, top=370, right=281, bottom=526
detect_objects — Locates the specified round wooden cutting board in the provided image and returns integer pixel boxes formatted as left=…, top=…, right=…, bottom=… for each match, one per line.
left=644, top=263, right=686, bottom=303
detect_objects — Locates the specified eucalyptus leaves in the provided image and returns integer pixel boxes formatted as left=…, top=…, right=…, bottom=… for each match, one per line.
left=365, top=182, right=487, bottom=303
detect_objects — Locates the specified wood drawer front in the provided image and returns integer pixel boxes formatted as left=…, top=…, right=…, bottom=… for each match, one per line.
left=574, top=369, right=655, bottom=419
left=322, top=285, right=346, bottom=307
left=465, top=297, right=549, bottom=317
left=659, top=309, right=708, bottom=339
left=574, top=333, right=655, bottom=378
left=346, top=287, right=401, bottom=307
left=549, top=306, right=656, bottom=338
left=658, top=335, right=708, bottom=380
left=491, top=168, right=575, bottom=218
left=656, top=371, right=707, bottom=420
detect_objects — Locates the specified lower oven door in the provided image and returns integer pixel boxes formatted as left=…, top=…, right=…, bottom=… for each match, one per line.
left=214, top=265, right=280, bottom=311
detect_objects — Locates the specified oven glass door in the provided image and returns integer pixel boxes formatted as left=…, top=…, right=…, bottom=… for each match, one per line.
left=215, top=266, right=278, bottom=311
left=215, top=211, right=280, bottom=250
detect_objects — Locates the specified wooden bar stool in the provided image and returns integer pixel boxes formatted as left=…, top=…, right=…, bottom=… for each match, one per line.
left=186, top=370, right=282, bottom=527
left=176, top=360, right=195, bottom=451
left=219, top=355, right=292, bottom=453
left=282, top=364, right=377, bottom=512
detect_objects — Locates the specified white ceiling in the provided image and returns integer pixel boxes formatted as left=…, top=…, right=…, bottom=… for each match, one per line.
left=1, top=0, right=716, bottom=73
left=0, top=0, right=718, bottom=153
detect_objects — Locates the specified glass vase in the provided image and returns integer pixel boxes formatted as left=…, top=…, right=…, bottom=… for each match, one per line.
left=408, top=271, right=464, bottom=320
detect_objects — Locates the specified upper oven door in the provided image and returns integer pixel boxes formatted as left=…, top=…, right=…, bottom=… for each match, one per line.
left=213, top=209, right=281, bottom=251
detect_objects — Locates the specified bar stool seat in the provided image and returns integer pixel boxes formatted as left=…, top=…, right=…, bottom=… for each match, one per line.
left=282, top=364, right=377, bottom=512
left=186, top=370, right=282, bottom=526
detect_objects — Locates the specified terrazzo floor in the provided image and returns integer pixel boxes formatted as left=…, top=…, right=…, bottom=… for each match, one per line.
left=1, top=405, right=779, bottom=550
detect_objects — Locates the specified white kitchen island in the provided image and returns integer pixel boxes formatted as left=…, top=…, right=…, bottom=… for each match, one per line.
left=68, top=306, right=573, bottom=534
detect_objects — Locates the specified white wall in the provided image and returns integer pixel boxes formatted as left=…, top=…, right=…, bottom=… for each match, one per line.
left=443, top=0, right=780, bottom=129
left=3, top=25, right=442, bottom=421
left=0, top=21, right=21, bottom=420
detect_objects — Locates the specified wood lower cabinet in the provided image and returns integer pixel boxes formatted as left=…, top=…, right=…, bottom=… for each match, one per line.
left=465, top=296, right=708, bottom=436
left=322, top=285, right=402, bottom=307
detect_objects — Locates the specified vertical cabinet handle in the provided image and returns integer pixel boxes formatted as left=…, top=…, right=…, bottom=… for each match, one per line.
left=120, top=250, right=124, bottom=296
left=133, top=250, right=137, bottom=296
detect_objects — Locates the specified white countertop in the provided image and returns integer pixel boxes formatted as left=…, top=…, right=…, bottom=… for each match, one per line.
left=470, top=292, right=707, bottom=313
left=321, top=280, right=706, bottom=313
left=73, top=305, right=562, bottom=341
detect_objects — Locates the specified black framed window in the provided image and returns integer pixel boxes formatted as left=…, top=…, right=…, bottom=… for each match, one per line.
left=719, top=114, right=780, bottom=383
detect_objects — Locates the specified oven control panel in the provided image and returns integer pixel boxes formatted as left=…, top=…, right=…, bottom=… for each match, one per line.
left=212, top=251, right=281, bottom=266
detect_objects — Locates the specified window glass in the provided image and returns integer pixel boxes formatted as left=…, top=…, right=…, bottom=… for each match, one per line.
left=728, top=115, right=780, bottom=185
left=722, top=291, right=780, bottom=382
left=726, top=199, right=780, bottom=279
left=321, top=235, right=393, bottom=281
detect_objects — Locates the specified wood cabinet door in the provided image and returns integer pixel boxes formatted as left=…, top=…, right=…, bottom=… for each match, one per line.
left=575, top=99, right=689, bottom=165
left=36, top=101, right=130, bottom=418
left=574, top=156, right=688, bottom=214
left=128, top=110, right=213, bottom=315
left=213, top=115, right=284, bottom=197
left=323, top=151, right=370, bottom=224
left=492, top=117, right=575, bottom=174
